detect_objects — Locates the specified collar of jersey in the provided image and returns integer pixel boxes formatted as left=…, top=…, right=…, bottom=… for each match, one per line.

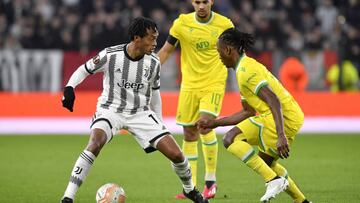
left=194, top=11, right=214, bottom=25
left=124, top=44, right=144, bottom=61
left=235, top=53, right=246, bottom=73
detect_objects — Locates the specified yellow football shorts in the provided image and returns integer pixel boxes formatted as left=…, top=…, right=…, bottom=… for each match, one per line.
left=235, top=112, right=303, bottom=158
left=176, top=88, right=225, bottom=126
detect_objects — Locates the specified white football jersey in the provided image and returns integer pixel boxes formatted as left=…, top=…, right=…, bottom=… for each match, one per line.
left=84, top=44, right=161, bottom=114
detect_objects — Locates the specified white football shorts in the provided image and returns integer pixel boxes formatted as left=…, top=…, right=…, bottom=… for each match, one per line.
left=90, top=108, right=170, bottom=153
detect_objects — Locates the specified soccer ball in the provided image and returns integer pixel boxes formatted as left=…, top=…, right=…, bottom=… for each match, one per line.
left=96, top=183, right=126, bottom=203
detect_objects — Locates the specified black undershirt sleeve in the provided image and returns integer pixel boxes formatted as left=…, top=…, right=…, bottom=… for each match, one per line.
left=167, top=35, right=178, bottom=46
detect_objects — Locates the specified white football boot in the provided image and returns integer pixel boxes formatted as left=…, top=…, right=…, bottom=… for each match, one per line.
left=260, top=176, right=289, bottom=202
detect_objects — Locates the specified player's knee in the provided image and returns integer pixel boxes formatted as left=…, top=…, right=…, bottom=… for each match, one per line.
left=222, top=133, right=234, bottom=149
left=258, top=151, right=274, bottom=166
left=86, top=130, right=108, bottom=156
left=183, top=126, right=199, bottom=141
left=222, top=127, right=241, bottom=149
left=199, top=127, right=211, bottom=135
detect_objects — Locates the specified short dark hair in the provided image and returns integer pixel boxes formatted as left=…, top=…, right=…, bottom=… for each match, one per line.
left=219, top=28, right=255, bottom=54
left=128, top=17, right=158, bottom=41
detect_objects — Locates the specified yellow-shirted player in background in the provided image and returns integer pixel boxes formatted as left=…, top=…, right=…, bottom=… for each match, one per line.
left=197, top=28, right=312, bottom=203
left=158, top=0, right=233, bottom=199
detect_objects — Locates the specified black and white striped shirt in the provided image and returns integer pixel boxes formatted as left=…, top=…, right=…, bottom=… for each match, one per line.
left=84, top=44, right=161, bottom=114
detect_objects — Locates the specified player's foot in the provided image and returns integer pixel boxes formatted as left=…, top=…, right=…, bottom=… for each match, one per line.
left=301, top=199, right=312, bottom=203
left=260, top=176, right=289, bottom=202
left=183, top=187, right=209, bottom=203
left=202, top=183, right=217, bottom=199
left=60, top=197, right=73, bottom=203
left=174, top=192, right=186, bottom=199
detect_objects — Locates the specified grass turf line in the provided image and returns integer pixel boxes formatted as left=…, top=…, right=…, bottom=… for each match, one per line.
left=0, top=134, right=359, bottom=202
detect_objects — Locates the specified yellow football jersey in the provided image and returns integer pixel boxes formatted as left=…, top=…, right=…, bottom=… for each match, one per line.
left=235, top=55, right=304, bottom=125
left=169, top=11, right=234, bottom=90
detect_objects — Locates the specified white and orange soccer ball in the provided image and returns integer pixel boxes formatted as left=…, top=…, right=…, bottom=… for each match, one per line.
left=96, top=183, right=126, bottom=203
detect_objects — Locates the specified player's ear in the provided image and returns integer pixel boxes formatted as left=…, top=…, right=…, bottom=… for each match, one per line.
left=133, top=35, right=141, bottom=42
left=226, top=46, right=231, bottom=55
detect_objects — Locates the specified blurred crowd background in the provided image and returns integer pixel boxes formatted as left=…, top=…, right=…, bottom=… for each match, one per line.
left=0, top=0, right=359, bottom=92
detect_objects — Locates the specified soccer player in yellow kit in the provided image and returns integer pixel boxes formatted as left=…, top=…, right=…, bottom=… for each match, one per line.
left=158, top=0, right=233, bottom=199
left=197, top=28, right=312, bottom=203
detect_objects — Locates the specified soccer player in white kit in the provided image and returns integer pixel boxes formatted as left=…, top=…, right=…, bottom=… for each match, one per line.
left=60, top=17, right=209, bottom=203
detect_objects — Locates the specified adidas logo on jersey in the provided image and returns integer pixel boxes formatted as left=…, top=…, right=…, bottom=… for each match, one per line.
left=117, top=79, right=144, bottom=91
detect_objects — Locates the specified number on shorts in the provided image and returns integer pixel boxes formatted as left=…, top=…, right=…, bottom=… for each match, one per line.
left=148, top=114, right=159, bottom=124
left=211, top=93, right=221, bottom=105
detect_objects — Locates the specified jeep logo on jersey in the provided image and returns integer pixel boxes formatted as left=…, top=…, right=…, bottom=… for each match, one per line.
left=117, top=79, right=144, bottom=91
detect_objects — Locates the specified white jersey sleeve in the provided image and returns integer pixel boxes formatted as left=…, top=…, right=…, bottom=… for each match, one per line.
left=151, top=55, right=161, bottom=90
left=150, top=89, right=162, bottom=121
left=84, top=49, right=108, bottom=74
left=66, top=65, right=90, bottom=88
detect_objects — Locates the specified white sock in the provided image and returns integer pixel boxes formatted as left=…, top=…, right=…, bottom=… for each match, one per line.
left=63, top=150, right=96, bottom=199
left=205, top=173, right=216, bottom=182
left=172, top=158, right=194, bottom=193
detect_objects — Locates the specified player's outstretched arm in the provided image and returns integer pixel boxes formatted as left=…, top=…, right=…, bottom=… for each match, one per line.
left=197, top=101, right=256, bottom=130
left=157, top=41, right=176, bottom=65
left=61, top=65, right=90, bottom=112
left=258, top=86, right=289, bottom=159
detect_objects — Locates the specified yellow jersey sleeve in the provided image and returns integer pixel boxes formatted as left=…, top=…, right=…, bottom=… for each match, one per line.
left=168, top=12, right=234, bottom=90
left=238, top=65, right=269, bottom=96
left=236, top=55, right=294, bottom=114
left=169, top=15, right=183, bottom=43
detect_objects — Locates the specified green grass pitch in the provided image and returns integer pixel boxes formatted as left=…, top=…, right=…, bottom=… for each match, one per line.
left=1, top=134, right=360, bottom=203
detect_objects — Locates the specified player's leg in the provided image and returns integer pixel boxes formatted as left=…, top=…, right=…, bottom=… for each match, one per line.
left=61, top=111, right=116, bottom=203
left=259, top=151, right=305, bottom=202
left=224, top=118, right=289, bottom=202
left=156, top=135, right=193, bottom=191
left=198, top=113, right=218, bottom=199
left=154, top=134, right=208, bottom=203
left=259, top=138, right=310, bottom=202
left=223, top=126, right=278, bottom=183
left=128, top=110, right=207, bottom=203
left=61, top=128, right=108, bottom=202
left=183, top=126, right=200, bottom=186
left=173, top=126, right=199, bottom=199
left=175, top=90, right=201, bottom=199
left=271, top=161, right=309, bottom=203
left=198, top=89, right=224, bottom=198
left=258, top=113, right=309, bottom=202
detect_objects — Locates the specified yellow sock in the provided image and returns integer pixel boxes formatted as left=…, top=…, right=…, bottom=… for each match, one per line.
left=227, top=140, right=277, bottom=182
left=271, top=162, right=306, bottom=203
left=200, top=130, right=218, bottom=182
left=183, top=140, right=198, bottom=186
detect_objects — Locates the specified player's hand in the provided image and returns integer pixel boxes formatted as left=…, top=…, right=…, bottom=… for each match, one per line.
left=196, top=118, right=216, bottom=130
left=62, top=86, right=75, bottom=112
left=276, top=134, right=289, bottom=159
